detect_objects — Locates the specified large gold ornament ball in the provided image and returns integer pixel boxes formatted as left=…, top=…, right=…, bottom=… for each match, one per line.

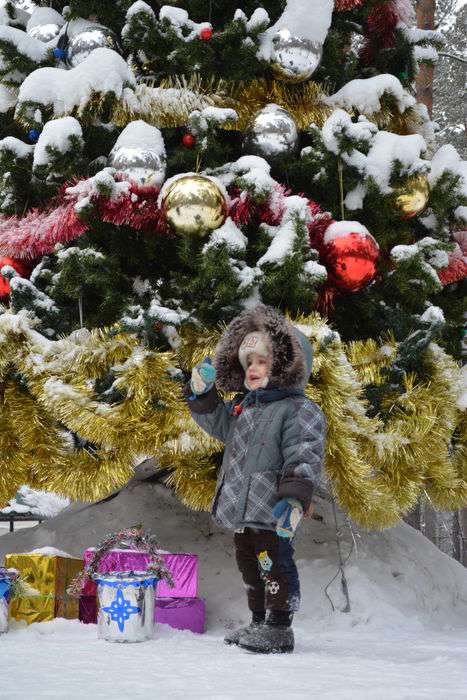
left=162, top=175, right=227, bottom=236
left=393, top=174, right=429, bottom=219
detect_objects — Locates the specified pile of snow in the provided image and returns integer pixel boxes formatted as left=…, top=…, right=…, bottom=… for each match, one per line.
left=0, top=85, right=17, bottom=113
left=0, top=25, right=50, bottom=65
left=2, top=482, right=467, bottom=697
left=33, top=117, right=83, bottom=169
left=325, top=75, right=415, bottom=116
left=1, top=486, right=70, bottom=518
left=16, top=48, right=136, bottom=117
left=203, top=217, right=248, bottom=253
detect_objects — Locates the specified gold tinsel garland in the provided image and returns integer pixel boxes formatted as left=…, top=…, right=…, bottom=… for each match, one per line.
left=0, top=310, right=465, bottom=530
left=9, top=74, right=416, bottom=137
left=124, top=77, right=418, bottom=135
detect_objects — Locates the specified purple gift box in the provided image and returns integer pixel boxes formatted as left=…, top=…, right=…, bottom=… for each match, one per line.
left=155, top=598, right=205, bottom=634
left=81, top=548, right=198, bottom=597
left=79, top=595, right=97, bottom=624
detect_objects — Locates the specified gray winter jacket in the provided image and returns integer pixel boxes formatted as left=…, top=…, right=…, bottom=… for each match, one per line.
left=184, top=305, right=326, bottom=532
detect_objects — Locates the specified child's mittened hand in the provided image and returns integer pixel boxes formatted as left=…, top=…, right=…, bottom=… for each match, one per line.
left=272, top=498, right=303, bottom=539
left=190, top=357, right=217, bottom=395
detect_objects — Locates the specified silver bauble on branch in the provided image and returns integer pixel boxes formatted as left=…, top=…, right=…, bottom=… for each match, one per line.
left=27, top=23, right=61, bottom=42
left=271, top=29, right=322, bottom=83
left=108, top=120, right=167, bottom=187
left=244, top=104, right=298, bottom=160
left=26, top=7, right=64, bottom=43
left=66, top=22, right=122, bottom=68
left=109, top=146, right=166, bottom=186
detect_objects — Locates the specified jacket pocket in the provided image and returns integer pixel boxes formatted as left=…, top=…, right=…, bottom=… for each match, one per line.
left=243, top=470, right=279, bottom=524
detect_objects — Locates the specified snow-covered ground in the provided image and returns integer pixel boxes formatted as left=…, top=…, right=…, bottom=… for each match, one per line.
left=2, top=482, right=467, bottom=699
left=3, top=617, right=467, bottom=700
left=0, top=521, right=39, bottom=537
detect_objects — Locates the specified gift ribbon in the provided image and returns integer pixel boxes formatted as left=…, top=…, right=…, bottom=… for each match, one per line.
left=94, top=576, right=158, bottom=589
left=0, top=579, right=11, bottom=600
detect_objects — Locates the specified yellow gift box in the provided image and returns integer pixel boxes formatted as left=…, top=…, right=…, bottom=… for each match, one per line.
left=4, top=552, right=83, bottom=624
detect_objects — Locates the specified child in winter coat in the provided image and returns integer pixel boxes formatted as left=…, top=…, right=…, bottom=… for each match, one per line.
left=184, top=304, right=326, bottom=653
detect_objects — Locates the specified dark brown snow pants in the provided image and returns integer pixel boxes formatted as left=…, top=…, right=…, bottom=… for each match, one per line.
left=234, top=527, right=300, bottom=614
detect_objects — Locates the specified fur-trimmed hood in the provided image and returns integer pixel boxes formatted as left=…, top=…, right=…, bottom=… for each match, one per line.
left=214, top=304, right=313, bottom=392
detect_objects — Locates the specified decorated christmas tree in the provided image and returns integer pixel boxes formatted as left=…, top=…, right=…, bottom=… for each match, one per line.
left=0, top=0, right=465, bottom=529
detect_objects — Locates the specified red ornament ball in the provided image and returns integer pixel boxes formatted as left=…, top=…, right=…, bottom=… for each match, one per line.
left=199, top=27, right=213, bottom=41
left=438, top=245, right=467, bottom=286
left=182, top=133, right=196, bottom=148
left=0, top=256, right=30, bottom=297
left=322, top=221, right=379, bottom=292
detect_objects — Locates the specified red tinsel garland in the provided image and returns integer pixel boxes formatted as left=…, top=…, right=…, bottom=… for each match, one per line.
left=0, top=200, right=87, bottom=260
left=360, top=1, right=399, bottom=66
left=0, top=182, right=166, bottom=259
left=0, top=174, right=350, bottom=305
left=307, top=202, right=335, bottom=248
left=96, top=182, right=165, bottom=233
left=229, top=185, right=285, bottom=227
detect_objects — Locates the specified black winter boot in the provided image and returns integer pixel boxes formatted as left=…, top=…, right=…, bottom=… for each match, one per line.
left=224, top=611, right=265, bottom=646
left=238, top=611, right=294, bottom=654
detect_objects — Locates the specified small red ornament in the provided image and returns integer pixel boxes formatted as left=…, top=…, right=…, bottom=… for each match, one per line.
left=199, top=26, right=213, bottom=41
left=232, top=404, right=243, bottom=417
left=182, top=133, right=196, bottom=148
left=322, top=221, right=379, bottom=292
left=438, top=244, right=467, bottom=286
left=0, top=256, right=30, bottom=297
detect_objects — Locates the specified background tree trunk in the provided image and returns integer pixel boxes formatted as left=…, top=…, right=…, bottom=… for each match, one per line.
left=416, top=0, right=436, bottom=115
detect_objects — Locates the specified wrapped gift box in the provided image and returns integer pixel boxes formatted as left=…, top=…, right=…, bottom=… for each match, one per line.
left=4, top=551, right=83, bottom=624
left=78, top=594, right=97, bottom=625
left=82, top=548, right=198, bottom=597
left=155, top=597, right=205, bottom=634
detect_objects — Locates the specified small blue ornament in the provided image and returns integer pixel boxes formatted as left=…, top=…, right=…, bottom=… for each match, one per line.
left=102, top=588, right=140, bottom=633
left=53, top=47, right=67, bottom=61
left=28, top=128, right=41, bottom=143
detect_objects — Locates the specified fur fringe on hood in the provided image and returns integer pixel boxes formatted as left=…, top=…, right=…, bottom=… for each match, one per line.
left=214, top=304, right=312, bottom=392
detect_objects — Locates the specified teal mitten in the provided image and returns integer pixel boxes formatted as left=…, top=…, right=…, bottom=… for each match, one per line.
left=189, top=357, right=217, bottom=397
left=272, top=498, right=303, bottom=539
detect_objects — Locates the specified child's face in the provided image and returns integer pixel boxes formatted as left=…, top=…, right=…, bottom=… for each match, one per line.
left=245, top=353, right=270, bottom=390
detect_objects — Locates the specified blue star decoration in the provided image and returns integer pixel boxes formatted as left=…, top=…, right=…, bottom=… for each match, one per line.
left=102, top=588, right=141, bottom=633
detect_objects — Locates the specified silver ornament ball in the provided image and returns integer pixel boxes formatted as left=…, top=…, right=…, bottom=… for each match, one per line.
left=108, top=146, right=167, bottom=187
left=67, top=24, right=122, bottom=68
left=271, top=30, right=322, bottom=83
left=27, top=23, right=61, bottom=42
left=244, top=104, right=298, bottom=160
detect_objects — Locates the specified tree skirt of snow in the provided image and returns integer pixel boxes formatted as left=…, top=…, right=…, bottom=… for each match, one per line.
left=3, top=618, right=467, bottom=699
left=2, top=482, right=467, bottom=698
